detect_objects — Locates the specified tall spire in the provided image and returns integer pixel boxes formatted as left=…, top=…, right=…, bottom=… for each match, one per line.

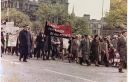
left=71, top=5, right=75, bottom=17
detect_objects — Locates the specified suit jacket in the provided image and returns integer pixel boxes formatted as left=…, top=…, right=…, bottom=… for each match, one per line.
left=79, top=39, right=90, bottom=53
left=19, top=30, right=32, bottom=47
left=19, top=29, right=32, bottom=54
left=117, top=35, right=127, bottom=56
left=91, top=40, right=100, bottom=56
left=35, top=33, right=44, bottom=48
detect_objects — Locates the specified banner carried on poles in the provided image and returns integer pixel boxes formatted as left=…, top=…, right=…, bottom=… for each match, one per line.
left=44, top=21, right=72, bottom=38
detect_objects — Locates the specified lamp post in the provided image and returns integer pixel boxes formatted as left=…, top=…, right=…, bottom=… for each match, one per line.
left=100, top=0, right=104, bottom=35
left=102, top=0, right=104, bottom=18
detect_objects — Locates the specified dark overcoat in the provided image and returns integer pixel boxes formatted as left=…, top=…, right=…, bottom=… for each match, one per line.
left=117, top=36, right=127, bottom=63
left=19, top=30, right=32, bottom=55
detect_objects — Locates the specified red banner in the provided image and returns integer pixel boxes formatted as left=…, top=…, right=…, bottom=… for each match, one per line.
left=47, top=22, right=72, bottom=37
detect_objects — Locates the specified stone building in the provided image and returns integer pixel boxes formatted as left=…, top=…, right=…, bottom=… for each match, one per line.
left=102, top=27, right=126, bottom=36
left=1, top=0, right=38, bottom=21
left=90, top=19, right=101, bottom=35
left=83, top=14, right=90, bottom=21
left=1, top=0, right=69, bottom=21
left=38, top=0, right=69, bottom=13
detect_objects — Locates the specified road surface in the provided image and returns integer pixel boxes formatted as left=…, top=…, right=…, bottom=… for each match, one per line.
left=0, top=55, right=127, bottom=82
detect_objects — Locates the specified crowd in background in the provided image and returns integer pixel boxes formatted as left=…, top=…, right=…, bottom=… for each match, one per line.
left=1, top=25, right=127, bottom=73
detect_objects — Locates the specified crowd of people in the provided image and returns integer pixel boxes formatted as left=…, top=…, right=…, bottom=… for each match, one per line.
left=1, top=25, right=127, bottom=73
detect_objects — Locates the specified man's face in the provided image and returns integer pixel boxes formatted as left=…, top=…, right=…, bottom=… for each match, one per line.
left=96, top=36, right=99, bottom=40
left=23, top=27, right=27, bottom=30
left=26, top=26, right=30, bottom=31
left=123, top=32, right=127, bottom=37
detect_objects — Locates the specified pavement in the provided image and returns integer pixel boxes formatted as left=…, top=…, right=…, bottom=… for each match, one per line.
left=0, top=55, right=127, bottom=82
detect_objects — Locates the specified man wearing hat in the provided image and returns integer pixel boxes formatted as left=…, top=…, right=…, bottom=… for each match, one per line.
left=19, top=25, right=32, bottom=62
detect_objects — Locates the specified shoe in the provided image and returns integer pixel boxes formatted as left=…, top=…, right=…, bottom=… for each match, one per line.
left=119, top=69, right=124, bottom=73
left=105, top=64, right=109, bottom=67
left=19, top=58, right=21, bottom=61
left=119, top=71, right=124, bottom=73
left=95, top=64, right=99, bottom=67
left=87, top=64, right=91, bottom=66
left=46, top=56, right=49, bottom=60
left=23, top=60, right=27, bottom=62
left=80, top=63, right=83, bottom=65
left=52, top=57, right=55, bottom=60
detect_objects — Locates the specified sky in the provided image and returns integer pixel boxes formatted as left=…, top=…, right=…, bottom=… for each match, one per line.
left=68, top=0, right=110, bottom=20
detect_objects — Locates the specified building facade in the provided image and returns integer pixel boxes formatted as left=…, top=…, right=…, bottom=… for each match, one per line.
left=1, top=0, right=38, bottom=21
left=38, top=0, right=69, bottom=13
left=90, top=19, right=102, bottom=35
left=1, top=0, right=69, bottom=21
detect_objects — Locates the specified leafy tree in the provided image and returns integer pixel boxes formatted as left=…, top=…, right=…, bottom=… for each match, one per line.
left=66, top=14, right=76, bottom=29
left=32, top=21, right=43, bottom=32
left=36, top=3, right=68, bottom=27
left=105, top=0, right=127, bottom=28
left=1, top=8, right=32, bottom=27
left=73, top=18, right=91, bottom=35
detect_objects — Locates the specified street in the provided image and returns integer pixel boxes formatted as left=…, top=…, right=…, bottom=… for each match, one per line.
left=0, top=55, right=127, bottom=82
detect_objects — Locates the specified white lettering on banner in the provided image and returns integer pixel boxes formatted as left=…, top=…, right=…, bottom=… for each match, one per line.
left=55, top=29, right=64, bottom=33
left=49, top=24, right=59, bottom=28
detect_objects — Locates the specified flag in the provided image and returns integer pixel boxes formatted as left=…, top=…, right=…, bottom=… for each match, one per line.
left=44, top=21, right=72, bottom=38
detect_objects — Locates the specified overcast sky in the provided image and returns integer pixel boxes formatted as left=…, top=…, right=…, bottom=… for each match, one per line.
left=68, top=0, right=110, bottom=20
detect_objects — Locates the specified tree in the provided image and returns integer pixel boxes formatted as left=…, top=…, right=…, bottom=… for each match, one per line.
left=66, top=14, right=76, bottom=29
left=32, top=21, right=43, bottom=33
left=105, top=0, right=127, bottom=28
left=73, top=18, right=91, bottom=35
left=36, top=3, right=68, bottom=28
left=1, top=8, right=32, bottom=27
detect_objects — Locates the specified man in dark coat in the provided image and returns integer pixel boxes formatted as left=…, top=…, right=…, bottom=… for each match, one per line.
left=79, top=35, right=91, bottom=66
left=91, top=35, right=100, bottom=66
left=117, top=31, right=127, bottom=73
left=19, top=25, right=32, bottom=62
